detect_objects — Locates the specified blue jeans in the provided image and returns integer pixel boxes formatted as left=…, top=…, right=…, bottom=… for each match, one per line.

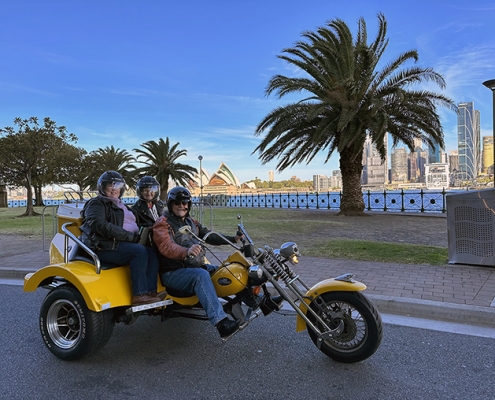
left=96, top=242, right=159, bottom=296
left=161, top=266, right=227, bottom=326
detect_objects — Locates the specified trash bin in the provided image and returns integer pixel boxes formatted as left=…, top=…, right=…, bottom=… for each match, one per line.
left=447, top=189, right=495, bottom=266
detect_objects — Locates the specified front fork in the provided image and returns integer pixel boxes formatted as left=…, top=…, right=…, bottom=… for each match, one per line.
left=263, top=268, right=366, bottom=344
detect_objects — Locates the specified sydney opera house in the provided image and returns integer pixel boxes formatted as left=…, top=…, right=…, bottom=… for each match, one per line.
left=189, top=162, right=255, bottom=195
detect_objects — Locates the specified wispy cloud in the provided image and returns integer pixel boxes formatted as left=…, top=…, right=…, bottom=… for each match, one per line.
left=0, top=81, right=57, bottom=96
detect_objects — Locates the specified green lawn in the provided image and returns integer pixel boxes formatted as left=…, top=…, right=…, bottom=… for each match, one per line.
left=0, top=205, right=448, bottom=265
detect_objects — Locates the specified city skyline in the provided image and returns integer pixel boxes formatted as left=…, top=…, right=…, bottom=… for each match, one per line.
left=1, top=2, right=494, bottom=183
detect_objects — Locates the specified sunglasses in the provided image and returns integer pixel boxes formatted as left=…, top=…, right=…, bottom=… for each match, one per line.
left=173, top=200, right=189, bottom=206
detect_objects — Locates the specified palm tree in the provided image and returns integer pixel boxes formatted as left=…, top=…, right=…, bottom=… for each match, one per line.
left=254, top=13, right=456, bottom=216
left=85, top=146, right=137, bottom=190
left=133, top=138, right=197, bottom=200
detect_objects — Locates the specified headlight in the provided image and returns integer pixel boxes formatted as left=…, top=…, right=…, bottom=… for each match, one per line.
left=248, top=265, right=263, bottom=279
left=280, top=242, right=300, bottom=259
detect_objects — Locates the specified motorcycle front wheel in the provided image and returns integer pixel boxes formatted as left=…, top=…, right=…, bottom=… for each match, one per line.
left=306, top=291, right=382, bottom=363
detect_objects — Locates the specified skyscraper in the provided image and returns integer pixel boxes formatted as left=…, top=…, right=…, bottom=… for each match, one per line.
left=482, top=136, right=494, bottom=174
left=457, top=102, right=480, bottom=180
left=362, top=135, right=388, bottom=185
left=391, top=148, right=408, bottom=182
left=408, top=140, right=427, bottom=183
left=428, top=142, right=442, bottom=164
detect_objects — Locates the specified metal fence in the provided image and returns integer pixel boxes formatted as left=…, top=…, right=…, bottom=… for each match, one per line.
left=7, top=188, right=455, bottom=213
left=203, top=189, right=450, bottom=213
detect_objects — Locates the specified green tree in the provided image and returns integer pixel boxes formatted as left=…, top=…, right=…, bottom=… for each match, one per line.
left=133, top=138, right=197, bottom=201
left=253, top=14, right=456, bottom=215
left=52, top=145, right=92, bottom=200
left=0, top=117, right=77, bottom=216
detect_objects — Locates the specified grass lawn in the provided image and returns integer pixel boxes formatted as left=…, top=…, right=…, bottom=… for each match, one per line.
left=0, top=205, right=448, bottom=265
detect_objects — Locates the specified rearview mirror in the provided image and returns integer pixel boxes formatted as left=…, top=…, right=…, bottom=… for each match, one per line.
left=178, top=226, right=191, bottom=234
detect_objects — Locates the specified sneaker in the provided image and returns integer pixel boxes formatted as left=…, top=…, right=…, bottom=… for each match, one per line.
left=132, top=293, right=161, bottom=306
left=216, top=317, right=241, bottom=338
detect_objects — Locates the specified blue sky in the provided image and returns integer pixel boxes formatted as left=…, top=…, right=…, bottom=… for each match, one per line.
left=1, top=1, right=495, bottom=183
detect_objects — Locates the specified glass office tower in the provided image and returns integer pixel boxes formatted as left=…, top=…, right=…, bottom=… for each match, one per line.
left=457, top=102, right=480, bottom=180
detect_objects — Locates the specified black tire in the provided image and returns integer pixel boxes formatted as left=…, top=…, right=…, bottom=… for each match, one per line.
left=306, top=291, right=382, bottom=363
left=39, top=286, right=115, bottom=360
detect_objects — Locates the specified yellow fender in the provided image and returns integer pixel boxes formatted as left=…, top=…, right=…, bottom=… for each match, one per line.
left=295, top=278, right=367, bottom=332
left=24, top=261, right=135, bottom=312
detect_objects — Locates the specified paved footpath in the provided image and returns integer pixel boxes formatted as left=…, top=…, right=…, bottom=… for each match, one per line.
left=2, top=244, right=495, bottom=327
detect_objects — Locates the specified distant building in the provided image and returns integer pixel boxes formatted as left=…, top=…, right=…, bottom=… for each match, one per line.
left=190, top=162, right=241, bottom=194
left=391, top=148, right=408, bottom=183
left=331, top=170, right=342, bottom=189
left=425, top=163, right=449, bottom=189
left=482, top=136, right=494, bottom=174
left=362, top=135, right=388, bottom=185
left=428, top=142, right=442, bottom=164
left=457, top=101, right=480, bottom=180
left=313, top=174, right=330, bottom=191
left=268, top=170, right=274, bottom=182
left=449, top=150, right=459, bottom=173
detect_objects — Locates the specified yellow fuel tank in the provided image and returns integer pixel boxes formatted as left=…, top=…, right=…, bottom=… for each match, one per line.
left=212, top=263, right=249, bottom=297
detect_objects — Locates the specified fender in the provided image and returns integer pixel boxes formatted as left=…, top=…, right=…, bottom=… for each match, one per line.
left=295, top=278, right=367, bottom=332
left=24, top=261, right=133, bottom=312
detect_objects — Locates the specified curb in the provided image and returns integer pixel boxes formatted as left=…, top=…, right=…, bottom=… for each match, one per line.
left=368, top=294, right=495, bottom=326
left=0, top=267, right=34, bottom=280
left=3, top=267, right=495, bottom=327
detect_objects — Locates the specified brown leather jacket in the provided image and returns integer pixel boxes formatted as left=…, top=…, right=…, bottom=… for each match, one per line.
left=152, top=211, right=235, bottom=273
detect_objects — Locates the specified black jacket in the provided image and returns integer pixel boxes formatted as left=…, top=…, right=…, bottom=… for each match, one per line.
left=131, top=199, right=165, bottom=227
left=80, top=195, right=139, bottom=251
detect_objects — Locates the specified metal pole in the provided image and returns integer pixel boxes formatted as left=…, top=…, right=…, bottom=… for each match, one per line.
left=482, top=79, right=495, bottom=185
left=198, top=155, right=203, bottom=224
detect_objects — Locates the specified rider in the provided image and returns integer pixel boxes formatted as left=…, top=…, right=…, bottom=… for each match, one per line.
left=152, top=186, right=243, bottom=338
left=80, top=170, right=161, bottom=306
left=131, top=176, right=164, bottom=228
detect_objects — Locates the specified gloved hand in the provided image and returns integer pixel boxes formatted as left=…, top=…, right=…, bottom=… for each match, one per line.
left=125, top=231, right=140, bottom=243
left=235, top=231, right=245, bottom=243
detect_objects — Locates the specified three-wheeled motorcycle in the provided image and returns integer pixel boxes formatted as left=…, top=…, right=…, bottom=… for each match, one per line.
left=24, top=202, right=383, bottom=362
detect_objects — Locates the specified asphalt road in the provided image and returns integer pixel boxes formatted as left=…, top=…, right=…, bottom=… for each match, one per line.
left=1, top=284, right=495, bottom=400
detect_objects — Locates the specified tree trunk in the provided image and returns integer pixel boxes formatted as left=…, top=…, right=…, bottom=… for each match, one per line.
left=20, top=173, right=39, bottom=216
left=338, top=147, right=366, bottom=216
left=34, top=185, right=44, bottom=206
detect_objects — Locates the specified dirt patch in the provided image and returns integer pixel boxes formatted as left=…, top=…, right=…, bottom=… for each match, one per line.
left=0, top=234, right=45, bottom=258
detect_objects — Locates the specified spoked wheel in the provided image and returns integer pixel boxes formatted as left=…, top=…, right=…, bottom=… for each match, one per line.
left=40, top=286, right=114, bottom=360
left=306, top=291, right=382, bottom=363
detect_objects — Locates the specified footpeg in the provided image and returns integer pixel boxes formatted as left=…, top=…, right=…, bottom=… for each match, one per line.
left=126, top=299, right=172, bottom=315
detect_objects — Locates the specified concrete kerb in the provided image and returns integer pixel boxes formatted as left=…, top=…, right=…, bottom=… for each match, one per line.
left=367, top=294, right=495, bottom=327
left=5, top=265, right=495, bottom=328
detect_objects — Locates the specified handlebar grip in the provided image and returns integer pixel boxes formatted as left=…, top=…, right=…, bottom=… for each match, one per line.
left=237, top=224, right=254, bottom=246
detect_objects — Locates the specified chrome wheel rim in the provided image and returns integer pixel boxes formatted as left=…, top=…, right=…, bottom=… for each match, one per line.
left=46, top=299, right=82, bottom=349
left=319, top=301, right=367, bottom=351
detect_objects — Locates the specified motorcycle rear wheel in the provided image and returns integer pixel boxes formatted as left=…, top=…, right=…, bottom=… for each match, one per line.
left=39, top=286, right=115, bottom=360
left=306, top=291, right=382, bottom=363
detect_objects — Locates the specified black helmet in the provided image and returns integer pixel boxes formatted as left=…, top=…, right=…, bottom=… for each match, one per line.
left=167, top=186, right=192, bottom=213
left=97, top=170, right=126, bottom=198
left=136, top=176, right=160, bottom=201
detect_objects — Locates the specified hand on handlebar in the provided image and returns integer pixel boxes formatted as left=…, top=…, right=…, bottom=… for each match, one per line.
left=187, top=244, right=202, bottom=258
left=235, top=230, right=245, bottom=243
